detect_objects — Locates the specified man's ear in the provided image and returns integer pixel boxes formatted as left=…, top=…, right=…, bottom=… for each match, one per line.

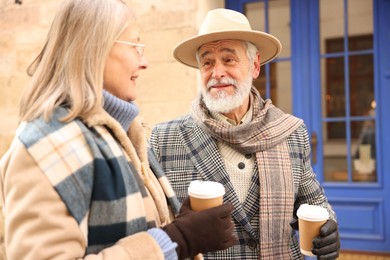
left=252, top=52, right=261, bottom=79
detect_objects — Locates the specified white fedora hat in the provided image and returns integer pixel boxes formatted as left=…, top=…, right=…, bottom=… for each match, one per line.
left=173, top=8, right=282, bottom=69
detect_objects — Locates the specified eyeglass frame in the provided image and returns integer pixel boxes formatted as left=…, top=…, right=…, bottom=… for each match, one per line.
left=115, top=40, right=145, bottom=56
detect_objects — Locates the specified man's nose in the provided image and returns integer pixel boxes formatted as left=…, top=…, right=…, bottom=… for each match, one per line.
left=211, top=62, right=226, bottom=79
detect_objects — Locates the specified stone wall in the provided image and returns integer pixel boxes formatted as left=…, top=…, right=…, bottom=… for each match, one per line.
left=0, top=0, right=57, bottom=157
left=0, top=0, right=223, bottom=258
left=0, top=0, right=222, bottom=157
left=0, top=0, right=224, bottom=155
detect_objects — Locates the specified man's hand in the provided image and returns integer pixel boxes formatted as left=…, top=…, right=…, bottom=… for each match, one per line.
left=311, top=219, right=340, bottom=260
left=290, top=218, right=299, bottom=231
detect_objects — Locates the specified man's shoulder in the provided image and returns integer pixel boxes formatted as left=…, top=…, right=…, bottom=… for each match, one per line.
left=153, top=114, right=193, bottom=130
left=286, top=122, right=309, bottom=146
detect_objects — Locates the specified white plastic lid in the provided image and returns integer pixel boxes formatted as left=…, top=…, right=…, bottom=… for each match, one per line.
left=297, top=204, right=329, bottom=221
left=188, top=180, right=225, bottom=199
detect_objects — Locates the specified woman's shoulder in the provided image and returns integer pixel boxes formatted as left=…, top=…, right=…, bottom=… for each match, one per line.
left=18, top=107, right=86, bottom=150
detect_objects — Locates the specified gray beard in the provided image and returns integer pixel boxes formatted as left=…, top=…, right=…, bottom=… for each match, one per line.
left=202, top=73, right=253, bottom=113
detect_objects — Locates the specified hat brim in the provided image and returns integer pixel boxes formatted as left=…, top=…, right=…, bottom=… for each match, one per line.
left=173, top=30, right=282, bottom=69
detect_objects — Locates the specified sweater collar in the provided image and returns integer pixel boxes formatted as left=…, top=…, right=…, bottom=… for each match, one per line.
left=102, top=90, right=139, bottom=132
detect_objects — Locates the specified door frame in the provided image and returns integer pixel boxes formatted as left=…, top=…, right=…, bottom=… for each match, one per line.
left=226, top=0, right=390, bottom=252
left=290, top=0, right=390, bottom=252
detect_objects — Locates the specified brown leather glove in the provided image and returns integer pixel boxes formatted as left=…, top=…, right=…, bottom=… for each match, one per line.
left=162, top=198, right=236, bottom=260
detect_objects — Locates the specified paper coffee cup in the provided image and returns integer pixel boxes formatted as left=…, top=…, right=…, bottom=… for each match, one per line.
left=188, top=180, right=225, bottom=212
left=297, top=204, right=329, bottom=256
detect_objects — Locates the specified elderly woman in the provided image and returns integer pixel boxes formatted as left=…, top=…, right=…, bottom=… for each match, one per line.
left=0, top=0, right=235, bottom=259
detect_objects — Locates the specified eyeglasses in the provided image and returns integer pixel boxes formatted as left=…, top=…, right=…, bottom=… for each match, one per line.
left=115, top=40, right=145, bottom=56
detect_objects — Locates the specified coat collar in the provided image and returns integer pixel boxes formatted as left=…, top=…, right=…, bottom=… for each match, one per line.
left=83, top=109, right=149, bottom=175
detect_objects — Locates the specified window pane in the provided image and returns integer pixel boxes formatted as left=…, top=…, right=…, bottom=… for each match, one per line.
left=253, top=63, right=272, bottom=98
left=352, top=119, right=376, bottom=182
left=320, top=0, right=344, bottom=54
left=323, top=122, right=348, bottom=182
left=349, top=53, right=374, bottom=117
left=323, top=56, right=346, bottom=119
left=245, top=2, right=265, bottom=32
left=269, top=0, right=290, bottom=58
left=254, top=62, right=292, bottom=113
left=348, top=0, right=373, bottom=40
left=349, top=35, right=373, bottom=51
left=246, top=0, right=292, bottom=114
left=245, top=0, right=291, bottom=57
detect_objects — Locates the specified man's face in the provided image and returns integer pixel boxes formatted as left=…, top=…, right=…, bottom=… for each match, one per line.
left=198, top=40, right=259, bottom=113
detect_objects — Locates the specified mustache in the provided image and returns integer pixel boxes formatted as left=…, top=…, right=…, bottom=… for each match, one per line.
left=206, top=77, right=238, bottom=89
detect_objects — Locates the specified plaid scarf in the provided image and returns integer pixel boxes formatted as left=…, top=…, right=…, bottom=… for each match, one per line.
left=19, top=107, right=180, bottom=255
left=191, top=87, right=303, bottom=259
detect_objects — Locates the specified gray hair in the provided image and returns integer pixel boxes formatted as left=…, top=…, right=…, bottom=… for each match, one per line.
left=20, top=0, right=135, bottom=122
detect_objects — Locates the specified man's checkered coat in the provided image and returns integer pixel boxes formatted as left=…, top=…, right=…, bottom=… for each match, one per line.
left=151, top=114, right=336, bottom=260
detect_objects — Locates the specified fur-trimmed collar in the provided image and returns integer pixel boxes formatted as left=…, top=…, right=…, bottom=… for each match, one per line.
left=83, top=109, right=150, bottom=176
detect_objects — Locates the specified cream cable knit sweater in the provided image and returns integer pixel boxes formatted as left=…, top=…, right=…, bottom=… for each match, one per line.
left=211, top=107, right=256, bottom=203
left=217, top=142, right=255, bottom=202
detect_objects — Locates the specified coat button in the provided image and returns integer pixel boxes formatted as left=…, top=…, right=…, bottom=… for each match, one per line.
left=238, top=162, right=245, bottom=169
left=247, top=239, right=257, bottom=249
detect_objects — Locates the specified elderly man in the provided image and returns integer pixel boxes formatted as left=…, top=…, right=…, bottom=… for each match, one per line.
left=150, top=8, right=340, bottom=260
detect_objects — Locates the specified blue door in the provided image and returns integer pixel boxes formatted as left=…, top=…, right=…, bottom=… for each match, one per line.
left=226, top=0, right=390, bottom=253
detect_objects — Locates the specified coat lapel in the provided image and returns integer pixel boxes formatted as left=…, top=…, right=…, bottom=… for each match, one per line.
left=178, top=117, right=258, bottom=240
left=242, top=165, right=260, bottom=222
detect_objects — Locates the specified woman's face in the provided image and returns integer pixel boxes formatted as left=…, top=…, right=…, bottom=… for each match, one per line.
left=103, top=21, right=148, bottom=102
